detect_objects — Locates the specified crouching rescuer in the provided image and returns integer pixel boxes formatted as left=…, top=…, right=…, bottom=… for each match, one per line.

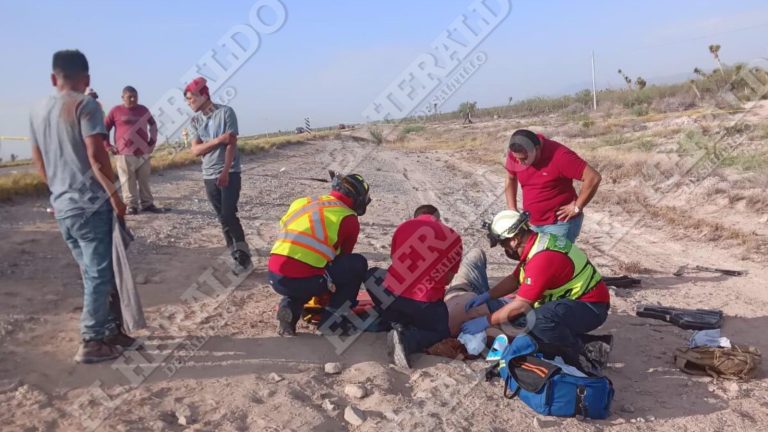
left=461, top=210, right=610, bottom=369
left=267, top=172, right=371, bottom=336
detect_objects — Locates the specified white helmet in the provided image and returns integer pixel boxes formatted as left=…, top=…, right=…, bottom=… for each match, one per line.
left=487, top=210, right=530, bottom=247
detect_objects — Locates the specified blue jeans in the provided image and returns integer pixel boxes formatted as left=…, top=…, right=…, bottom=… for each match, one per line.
left=530, top=299, right=608, bottom=364
left=268, top=253, right=368, bottom=326
left=57, top=208, right=119, bottom=341
left=450, top=248, right=507, bottom=313
left=531, top=213, right=584, bottom=243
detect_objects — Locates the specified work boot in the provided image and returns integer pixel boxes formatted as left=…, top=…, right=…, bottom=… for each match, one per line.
left=387, top=327, right=410, bottom=369
left=277, top=306, right=296, bottom=337
left=74, top=340, right=123, bottom=364
left=105, top=331, right=144, bottom=351
left=126, top=207, right=138, bottom=216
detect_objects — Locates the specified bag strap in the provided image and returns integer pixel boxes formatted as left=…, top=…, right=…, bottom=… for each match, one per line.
left=503, top=376, right=521, bottom=400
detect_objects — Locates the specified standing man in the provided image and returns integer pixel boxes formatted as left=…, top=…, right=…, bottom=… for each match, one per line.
left=30, top=50, right=139, bottom=363
left=105, top=86, right=161, bottom=215
left=267, top=172, right=371, bottom=337
left=185, top=77, right=252, bottom=274
left=366, top=204, right=463, bottom=369
left=504, top=129, right=601, bottom=242
left=461, top=210, right=610, bottom=368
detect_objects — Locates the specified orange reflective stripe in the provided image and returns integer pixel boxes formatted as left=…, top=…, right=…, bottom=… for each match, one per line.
left=283, top=199, right=346, bottom=227
left=319, top=207, right=330, bottom=243
left=279, top=238, right=333, bottom=262
left=281, top=196, right=313, bottom=225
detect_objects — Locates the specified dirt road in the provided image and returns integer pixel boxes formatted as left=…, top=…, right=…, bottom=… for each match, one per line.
left=1, top=137, right=766, bottom=431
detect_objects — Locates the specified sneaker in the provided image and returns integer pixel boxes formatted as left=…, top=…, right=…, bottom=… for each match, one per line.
left=105, top=331, right=144, bottom=351
left=140, top=204, right=164, bottom=214
left=74, top=340, right=123, bottom=364
left=126, top=207, right=138, bottom=215
left=277, top=306, right=296, bottom=337
left=232, top=252, right=253, bottom=275
left=387, top=328, right=410, bottom=369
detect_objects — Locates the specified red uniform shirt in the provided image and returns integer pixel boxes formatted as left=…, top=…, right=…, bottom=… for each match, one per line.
left=505, top=135, right=587, bottom=226
left=513, top=234, right=610, bottom=304
left=267, top=191, right=360, bottom=277
left=105, top=104, right=157, bottom=156
left=384, top=215, right=463, bottom=302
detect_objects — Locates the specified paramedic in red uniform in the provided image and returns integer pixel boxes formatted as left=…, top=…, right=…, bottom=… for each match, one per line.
left=365, top=205, right=463, bottom=369
left=461, top=210, right=610, bottom=368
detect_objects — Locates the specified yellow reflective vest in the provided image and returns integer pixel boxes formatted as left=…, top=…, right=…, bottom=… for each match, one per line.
left=519, top=233, right=602, bottom=308
left=270, top=195, right=356, bottom=268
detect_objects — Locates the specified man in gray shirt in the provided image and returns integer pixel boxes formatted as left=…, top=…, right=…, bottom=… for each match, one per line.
left=185, top=77, right=251, bottom=274
left=30, top=50, right=140, bottom=364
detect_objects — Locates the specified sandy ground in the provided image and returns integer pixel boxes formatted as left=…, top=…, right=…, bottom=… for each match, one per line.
left=1, top=135, right=767, bottom=431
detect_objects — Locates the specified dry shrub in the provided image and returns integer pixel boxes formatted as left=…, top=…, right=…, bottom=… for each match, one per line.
left=0, top=172, right=48, bottom=202
left=618, top=260, right=648, bottom=274
left=650, top=94, right=698, bottom=113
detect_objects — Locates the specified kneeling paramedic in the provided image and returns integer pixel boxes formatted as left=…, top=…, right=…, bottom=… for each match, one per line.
left=365, top=205, right=462, bottom=368
left=461, top=210, right=610, bottom=366
left=268, top=172, right=371, bottom=336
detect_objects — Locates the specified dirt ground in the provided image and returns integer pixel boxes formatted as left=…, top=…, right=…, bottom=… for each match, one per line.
left=1, top=131, right=767, bottom=431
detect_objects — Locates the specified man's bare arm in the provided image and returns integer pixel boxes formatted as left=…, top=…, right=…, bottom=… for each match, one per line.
left=191, top=133, right=229, bottom=157
left=504, top=174, right=519, bottom=211
left=84, top=134, right=125, bottom=216
left=31, top=144, right=47, bottom=183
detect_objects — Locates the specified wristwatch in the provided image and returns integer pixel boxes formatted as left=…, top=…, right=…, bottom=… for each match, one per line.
left=573, top=205, right=581, bottom=214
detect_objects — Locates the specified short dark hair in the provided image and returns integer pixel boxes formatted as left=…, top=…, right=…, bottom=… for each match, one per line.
left=414, top=204, right=439, bottom=218
left=52, top=50, right=89, bottom=80
left=122, top=85, right=137, bottom=95
left=508, top=129, right=541, bottom=153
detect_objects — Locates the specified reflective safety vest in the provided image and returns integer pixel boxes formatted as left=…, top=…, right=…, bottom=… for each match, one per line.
left=519, top=233, right=602, bottom=308
left=270, top=195, right=356, bottom=268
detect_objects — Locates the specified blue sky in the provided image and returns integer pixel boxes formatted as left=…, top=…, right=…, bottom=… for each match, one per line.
left=1, top=0, right=768, bottom=158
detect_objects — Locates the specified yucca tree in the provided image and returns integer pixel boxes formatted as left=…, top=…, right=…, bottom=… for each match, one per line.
left=709, top=44, right=724, bottom=74
left=635, top=77, right=647, bottom=90
left=617, top=69, right=633, bottom=90
left=688, top=79, right=701, bottom=99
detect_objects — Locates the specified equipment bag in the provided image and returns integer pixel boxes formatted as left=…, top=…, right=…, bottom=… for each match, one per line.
left=496, top=335, right=614, bottom=419
left=674, top=345, right=761, bottom=381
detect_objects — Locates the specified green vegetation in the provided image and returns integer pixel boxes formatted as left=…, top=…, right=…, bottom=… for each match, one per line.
left=400, top=124, right=425, bottom=135
left=0, top=130, right=342, bottom=202
left=0, top=159, right=32, bottom=168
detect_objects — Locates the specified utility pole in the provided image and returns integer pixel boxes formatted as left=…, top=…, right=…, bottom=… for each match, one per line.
left=591, top=51, right=598, bottom=111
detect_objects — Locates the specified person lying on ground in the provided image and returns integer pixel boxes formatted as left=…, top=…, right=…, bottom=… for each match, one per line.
left=460, top=210, right=610, bottom=368
left=504, top=129, right=601, bottom=242
left=268, top=172, right=372, bottom=337
left=365, top=204, right=463, bottom=369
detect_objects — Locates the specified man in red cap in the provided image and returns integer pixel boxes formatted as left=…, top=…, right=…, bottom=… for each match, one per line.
left=504, top=129, right=602, bottom=242
left=185, top=77, right=252, bottom=274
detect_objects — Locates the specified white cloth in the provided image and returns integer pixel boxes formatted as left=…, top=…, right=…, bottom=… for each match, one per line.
left=458, top=332, right=486, bottom=355
left=113, top=217, right=146, bottom=332
left=689, top=329, right=731, bottom=348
